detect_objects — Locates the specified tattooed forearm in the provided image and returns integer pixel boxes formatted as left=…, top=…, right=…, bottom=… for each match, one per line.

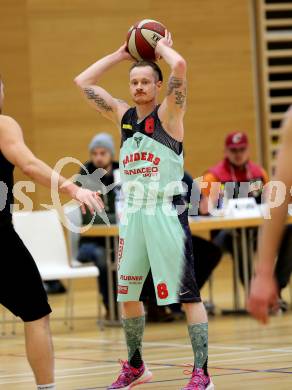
left=175, top=89, right=186, bottom=108
left=83, top=88, right=113, bottom=112
left=167, top=77, right=184, bottom=96
left=167, top=77, right=187, bottom=108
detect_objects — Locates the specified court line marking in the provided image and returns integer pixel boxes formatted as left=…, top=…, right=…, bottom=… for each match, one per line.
left=1, top=350, right=292, bottom=384
left=55, top=348, right=284, bottom=360
left=2, top=338, right=292, bottom=385
left=1, top=343, right=292, bottom=380
left=54, top=337, right=255, bottom=350
left=2, top=347, right=292, bottom=379
left=54, top=336, right=292, bottom=354
left=1, top=364, right=292, bottom=386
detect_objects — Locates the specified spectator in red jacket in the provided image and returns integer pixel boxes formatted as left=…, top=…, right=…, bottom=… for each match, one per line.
left=200, top=132, right=292, bottom=309
left=201, top=132, right=268, bottom=210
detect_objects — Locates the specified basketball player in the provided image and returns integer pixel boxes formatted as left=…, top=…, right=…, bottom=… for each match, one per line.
left=75, top=31, right=214, bottom=390
left=248, top=108, right=292, bottom=324
left=0, top=77, right=103, bottom=390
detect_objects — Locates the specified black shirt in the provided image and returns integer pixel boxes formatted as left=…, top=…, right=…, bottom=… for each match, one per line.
left=0, top=150, right=14, bottom=228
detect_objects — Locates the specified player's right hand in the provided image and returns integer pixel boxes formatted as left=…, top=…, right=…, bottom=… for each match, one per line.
left=247, top=273, right=278, bottom=324
left=74, top=188, right=104, bottom=215
left=116, top=42, right=135, bottom=61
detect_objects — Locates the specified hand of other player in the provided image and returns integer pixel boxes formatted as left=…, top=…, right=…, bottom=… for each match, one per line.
left=74, top=188, right=104, bottom=215
left=247, top=272, right=278, bottom=324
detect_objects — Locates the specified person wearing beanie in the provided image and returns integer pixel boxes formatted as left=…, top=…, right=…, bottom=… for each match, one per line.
left=88, top=133, right=115, bottom=159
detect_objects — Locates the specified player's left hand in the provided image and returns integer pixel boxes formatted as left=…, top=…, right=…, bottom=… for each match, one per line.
left=247, top=273, right=278, bottom=324
left=155, top=30, right=173, bottom=59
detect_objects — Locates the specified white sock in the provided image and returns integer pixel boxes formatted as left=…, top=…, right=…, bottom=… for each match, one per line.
left=37, top=384, right=56, bottom=390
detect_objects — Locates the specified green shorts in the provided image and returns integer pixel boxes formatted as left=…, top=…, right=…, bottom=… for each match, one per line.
left=117, top=196, right=201, bottom=306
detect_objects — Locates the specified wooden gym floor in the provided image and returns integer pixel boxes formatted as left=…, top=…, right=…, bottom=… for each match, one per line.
left=1, top=256, right=292, bottom=390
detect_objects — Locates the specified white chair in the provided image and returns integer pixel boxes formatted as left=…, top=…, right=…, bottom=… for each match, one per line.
left=13, top=209, right=100, bottom=329
left=63, top=204, right=94, bottom=267
left=63, top=204, right=102, bottom=325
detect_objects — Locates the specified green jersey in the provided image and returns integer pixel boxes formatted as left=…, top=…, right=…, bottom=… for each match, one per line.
left=120, top=105, right=184, bottom=206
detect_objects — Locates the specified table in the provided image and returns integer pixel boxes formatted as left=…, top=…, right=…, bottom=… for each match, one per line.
left=81, top=215, right=292, bottom=321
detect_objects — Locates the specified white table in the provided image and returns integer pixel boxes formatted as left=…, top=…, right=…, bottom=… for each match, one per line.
left=81, top=215, right=292, bottom=321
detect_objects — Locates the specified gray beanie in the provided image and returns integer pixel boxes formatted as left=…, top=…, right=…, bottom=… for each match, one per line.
left=88, top=133, right=115, bottom=156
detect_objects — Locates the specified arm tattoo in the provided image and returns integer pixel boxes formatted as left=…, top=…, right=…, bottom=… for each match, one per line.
left=83, top=88, right=113, bottom=112
left=167, top=77, right=184, bottom=96
left=175, top=88, right=186, bottom=108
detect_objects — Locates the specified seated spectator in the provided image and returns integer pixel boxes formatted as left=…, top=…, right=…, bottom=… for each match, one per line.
left=77, top=133, right=119, bottom=319
left=200, top=132, right=267, bottom=284
left=201, top=131, right=292, bottom=306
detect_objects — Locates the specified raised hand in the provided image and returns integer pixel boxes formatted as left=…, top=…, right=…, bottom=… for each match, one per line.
left=155, top=29, right=173, bottom=59
left=116, top=42, right=136, bottom=61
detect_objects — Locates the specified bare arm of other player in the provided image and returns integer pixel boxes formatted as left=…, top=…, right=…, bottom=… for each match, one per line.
left=0, top=115, right=104, bottom=214
left=248, top=107, right=292, bottom=324
left=74, top=43, right=132, bottom=127
left=156, top=30, right=187, bottom=142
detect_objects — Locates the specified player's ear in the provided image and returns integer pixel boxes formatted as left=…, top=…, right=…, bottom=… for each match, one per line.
left=156, top=80, right=163, bottom=90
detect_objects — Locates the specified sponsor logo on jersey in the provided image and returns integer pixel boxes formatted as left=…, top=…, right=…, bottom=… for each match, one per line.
left=124, top=166, right=159, bottom=177
left=118, top=285, right=128, bottom=294
left=122, top=152, right=160, bottom=168
left=120, top=275, right=143, bottom=281
left=122, top=124, right=133, bottom=130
